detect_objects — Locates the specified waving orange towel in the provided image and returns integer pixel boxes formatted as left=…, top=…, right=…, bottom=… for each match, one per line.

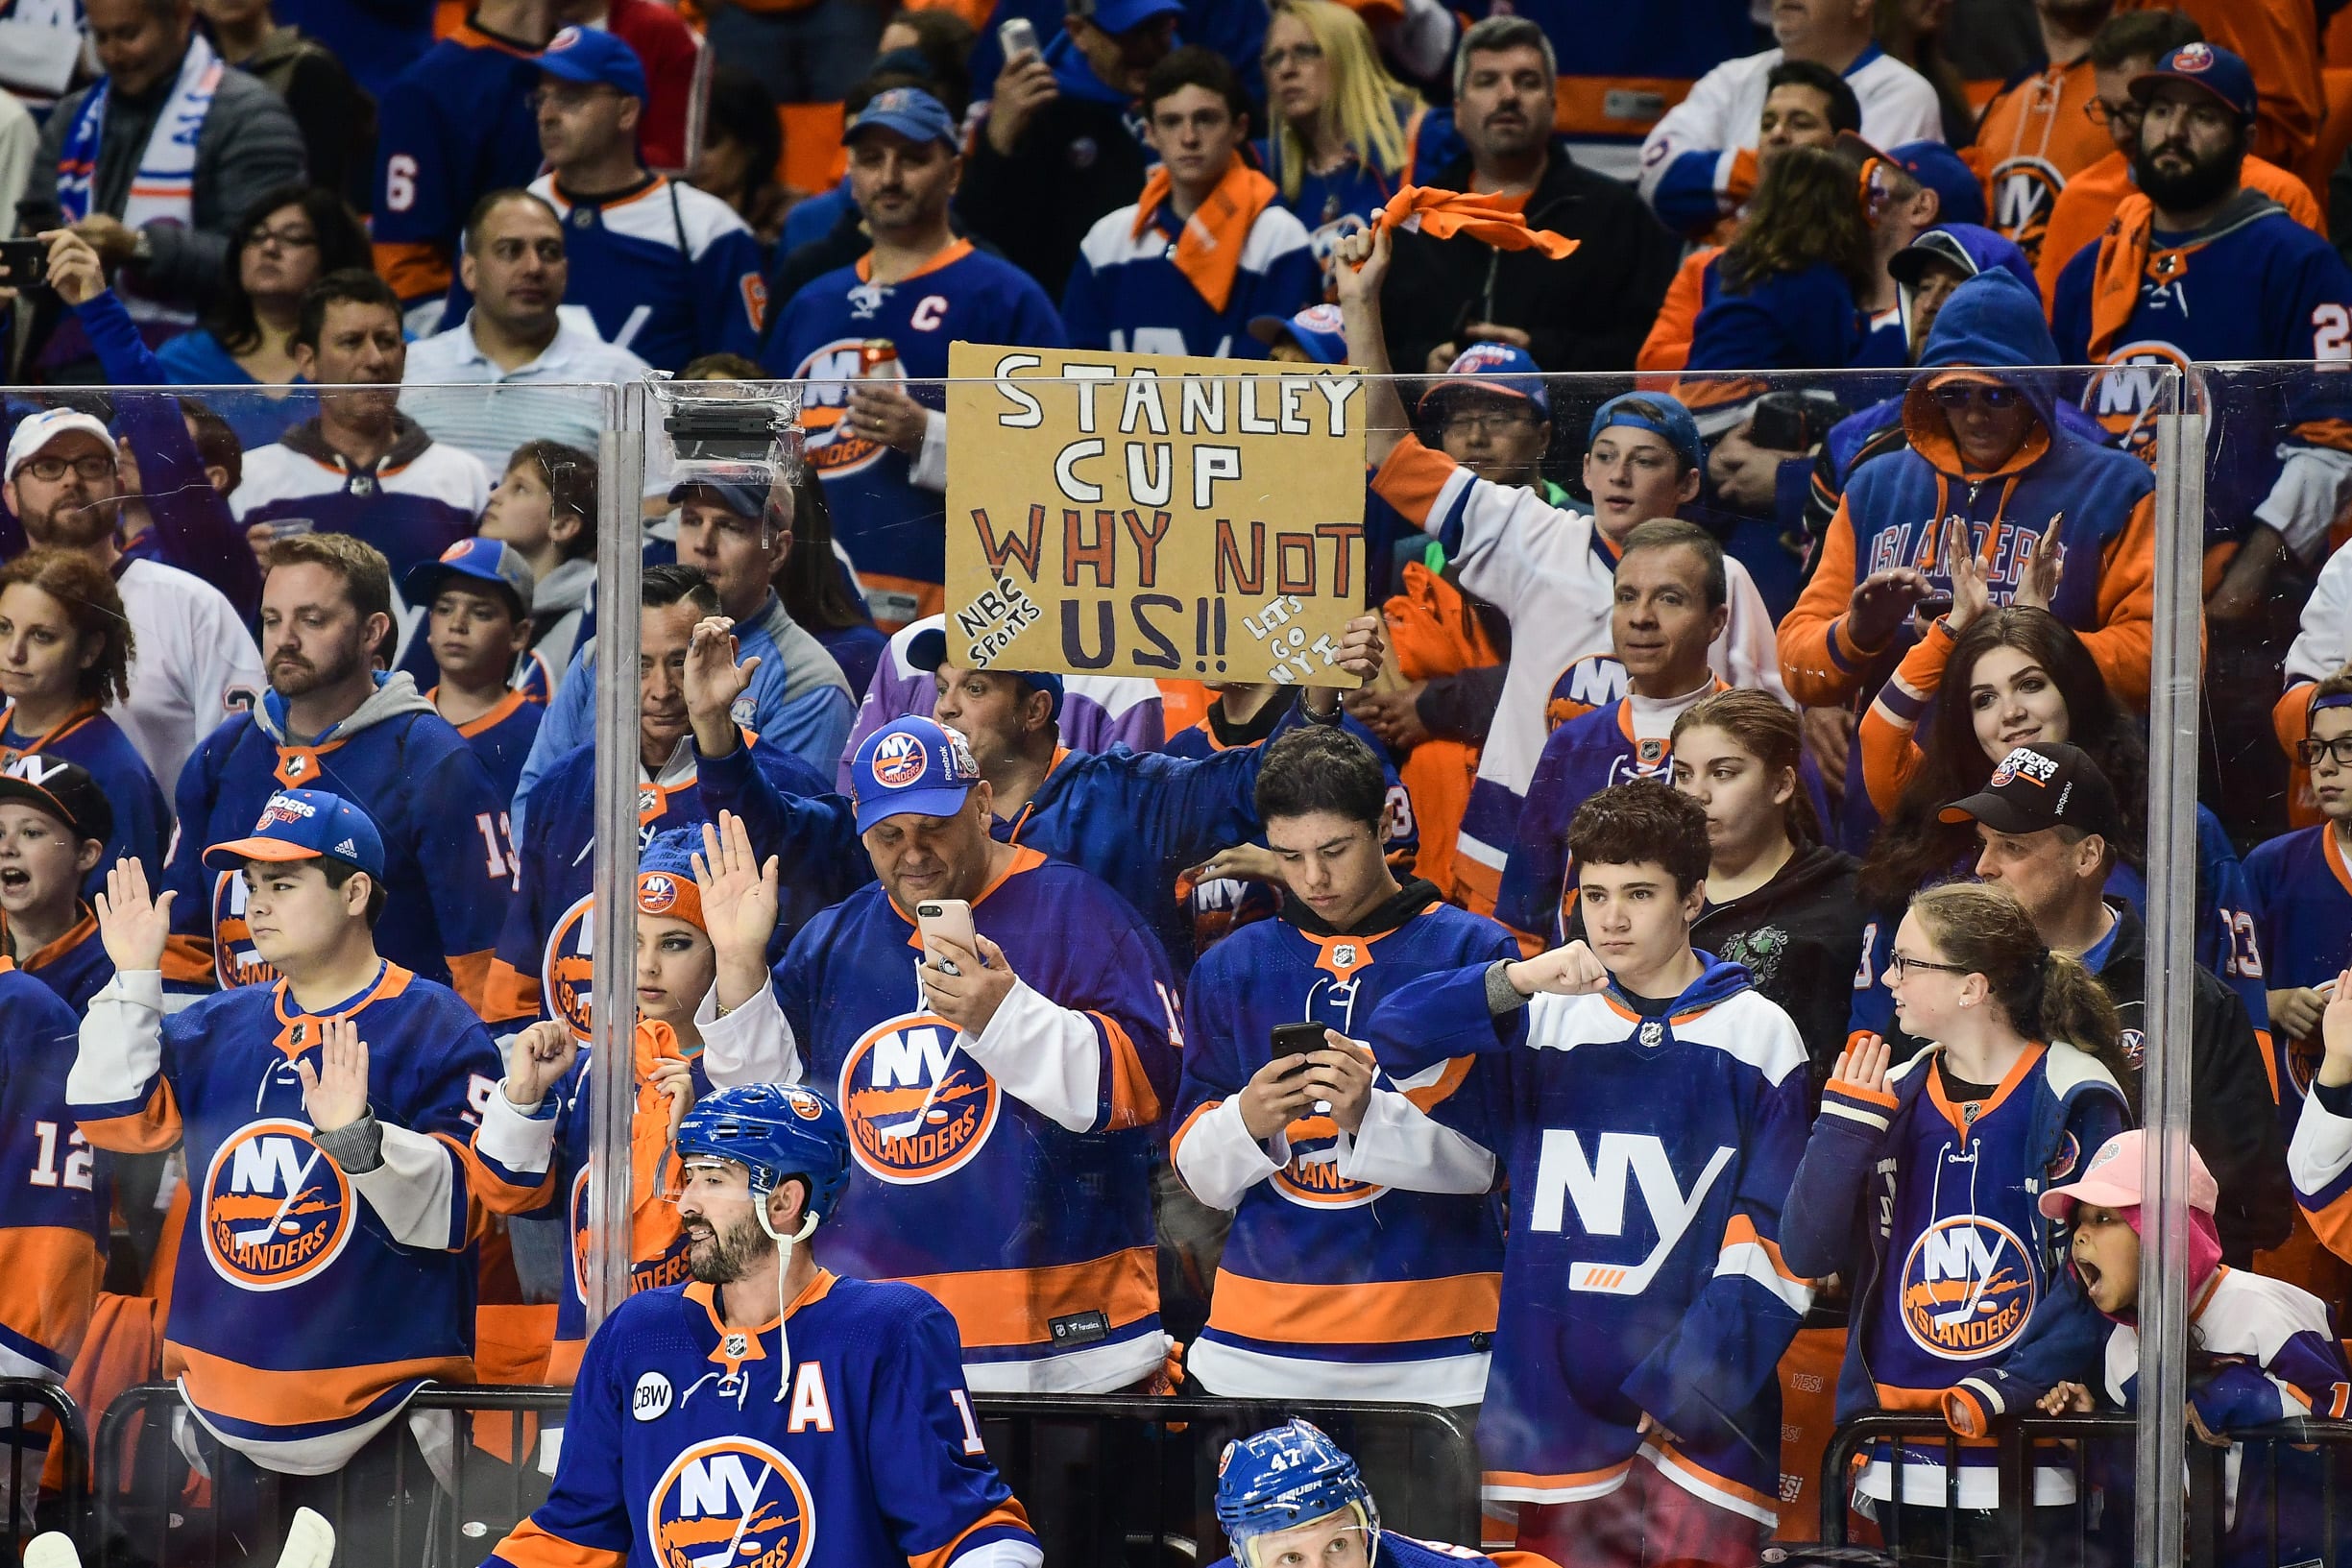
left=1132, top=153, right=1281, bottom=314
left=1373, top=184, right=1582, bottom=259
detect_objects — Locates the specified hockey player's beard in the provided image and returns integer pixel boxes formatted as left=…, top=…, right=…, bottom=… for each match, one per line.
left=2133, top=138, right=2244, bottom=219
left=686, top=1211, right=774, bottom=1285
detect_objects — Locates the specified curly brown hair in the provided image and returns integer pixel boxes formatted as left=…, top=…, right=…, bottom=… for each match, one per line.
left=1567, top=779, right=1712, bottom=896
left=1720, top=143, right=1874, bottom=297
left=0, top=548, right=134, bottom=708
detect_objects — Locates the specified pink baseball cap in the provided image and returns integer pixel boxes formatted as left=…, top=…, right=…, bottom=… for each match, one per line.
left=2038, top=1129, right=2217, bottom=1220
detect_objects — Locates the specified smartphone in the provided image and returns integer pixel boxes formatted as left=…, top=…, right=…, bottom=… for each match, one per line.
left=0, top=237, right=47, bottom=290
left=1270, top=1022, right=1332, bottom=1114
left=997, top=16, right=1040, bottom=64
left=916, top=899, right=977, bottom=976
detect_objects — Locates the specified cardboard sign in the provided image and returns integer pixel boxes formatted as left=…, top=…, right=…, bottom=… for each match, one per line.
left=944, top=344, right=1367, bottom=687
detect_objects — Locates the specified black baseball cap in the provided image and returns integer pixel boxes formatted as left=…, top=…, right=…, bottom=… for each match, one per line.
left=1939, top=741, right=2122, bottom=839
left=0, top=755, right=113, bottom=845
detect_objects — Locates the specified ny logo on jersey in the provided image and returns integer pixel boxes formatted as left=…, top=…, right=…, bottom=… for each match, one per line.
left=1529, top=1130, right=1734, bottom=1295
left=838, top=1013, right=1001, bottom=1184
left=202, top=1120, right=354, bottom=1290
left=646, top=1437, right=815, bottom=1568
left=1900, top=1215, right=2035, bottom=1360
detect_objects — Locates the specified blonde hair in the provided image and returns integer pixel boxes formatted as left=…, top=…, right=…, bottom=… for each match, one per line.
left=1266, top=0, right=1417, bottom=205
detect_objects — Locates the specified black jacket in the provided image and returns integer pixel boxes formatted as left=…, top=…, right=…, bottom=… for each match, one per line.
left=2090, top=903, right=2295, bottom=1266
left=959, top=93, right=1150, bottom=301
left=1686, top=842, right=1867, bottom=1096
left=1377, top=136, right=1679, bottom=375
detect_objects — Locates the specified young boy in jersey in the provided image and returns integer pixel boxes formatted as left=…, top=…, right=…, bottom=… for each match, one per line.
left=1360, top=781, right=1813, bottom=1566
left=2040, top=1132, right=2349, bottom=1568
left=74, top=791, right=503, bottom=1565
left=1214, top=1419, right=1560, bottom=1568
left=483, top=1083, right=1042, bottom=1568
left=403, top=537, right=542, bottom=812
left=0, top=756, right=117, bottom=1014
left=2248, top=675, right=2352, bottom=1148
left=1173, top=728, right=1511, bottom=1405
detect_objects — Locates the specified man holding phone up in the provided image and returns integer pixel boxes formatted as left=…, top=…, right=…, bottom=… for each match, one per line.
left=693, top=713, right=1184, bottom=1396
left=1171, top=727, right=1515, bottom=1407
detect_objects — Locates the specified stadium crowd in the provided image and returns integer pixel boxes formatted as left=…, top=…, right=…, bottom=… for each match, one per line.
left=13, top=0, right=2352, bottom=1564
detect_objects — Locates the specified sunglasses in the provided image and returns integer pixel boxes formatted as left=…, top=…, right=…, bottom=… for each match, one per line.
left=1932, top=383, right=2024, bottom=411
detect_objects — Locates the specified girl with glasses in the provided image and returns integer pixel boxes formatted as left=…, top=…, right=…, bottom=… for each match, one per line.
left=1782, top=880, right=2130, bottom=1567
left=1259, top=0, right=1419, bottom=297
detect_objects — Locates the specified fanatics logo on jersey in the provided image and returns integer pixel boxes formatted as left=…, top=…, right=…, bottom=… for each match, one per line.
left=868, top=731, right=929, bottom=791
left=1899, top=1216, right=2035, bottom=1361
left=202, top=1119, right=355, bottom=1291
left=543, top=893, right=598, bottom=1042
left=838, top=1012, right=1000, bottom=1184
left=647, top=1436, right=816, bottom=1568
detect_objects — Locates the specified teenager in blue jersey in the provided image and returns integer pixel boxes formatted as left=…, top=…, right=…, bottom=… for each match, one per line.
left=484, top=568, right=861, bottom=1032
left=1360, top=782, right=1812, bottom=1566
left=916, top=611, right=1387, bottom=971
left=1214, top=1420, right=1561, bottom=1568
left=2250, top=677, right=2352, bottom=1167
left=371, top=0, right=547, bottom=320
left=163, top=534, right=515, bottom=1015
left=2050, top=43, right=2352, bottom=618
left=436, top=26, right=766, bottom=372
left=1782, top=880, right=2130, bottom=1561
left=402, top=539, right=544, bottom=813
left=762, top=85, right=1065, bottom=633
left=0, top=757, right=121, bottom=1017
left=1174, top=729, right=1508, bottom=1405
left=481, top=1083, right=1042, bottom=1568
left=1064, top=48, right=1319, bottom=358
left=1258, top=0, right=1417, bottom=298
left=77, top=795, right=502, bottom=1561
left=513, top=481, right=856, bottom=823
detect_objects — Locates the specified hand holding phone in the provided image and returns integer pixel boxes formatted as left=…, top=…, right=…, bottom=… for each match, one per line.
left=916, top=899, right=977, bottom=976
left=0, top=237, right=48, bottom=291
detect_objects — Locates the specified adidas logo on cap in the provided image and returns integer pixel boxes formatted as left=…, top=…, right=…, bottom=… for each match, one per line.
left=334, top=838, right=357, bottom=856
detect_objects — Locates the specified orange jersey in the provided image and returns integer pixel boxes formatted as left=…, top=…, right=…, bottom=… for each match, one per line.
left=2034, top=150, right=2323, bottom=311
left=1974, top=59, right=2112, bottom=262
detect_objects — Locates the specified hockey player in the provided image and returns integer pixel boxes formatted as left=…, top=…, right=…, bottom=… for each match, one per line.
left=762, top=85, right=1066, bottom=632
left=403, top=538, right=543, bottom=811
left=73, top=792, right=503, bottom=1560
left=697, top=713, right=1182, bottom=1393
left=0, top=757, right=119, bottom=1016
left=483, top=1083, right=1042, bottom=1568
left=1358, top=781, right=1813, bottom=1565
left=1213, top=1418, right=1558, bottom=1568
left=164, top=532, right=514, bottom=1011
left=1173, top=728, right=1511, bottom=1404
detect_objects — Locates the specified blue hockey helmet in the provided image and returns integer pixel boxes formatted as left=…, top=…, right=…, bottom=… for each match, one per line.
left=672, top=1084, right=852, bottom=1225
left=1214, top=1420, right=1380, bottom=1566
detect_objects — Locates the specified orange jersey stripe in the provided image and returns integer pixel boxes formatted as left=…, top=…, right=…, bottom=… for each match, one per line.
left=894, top=1245, right=1158, bottom=1350
left=1204, top=1269, right=1500, bottom=1345
left=165, top=1340, right=474, bottom=1428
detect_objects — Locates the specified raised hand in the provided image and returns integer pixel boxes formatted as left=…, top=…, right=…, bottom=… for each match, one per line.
left=1507, top=940, right=1611, bottom=998
left=294, top=1016, right=371, bottom=1134
left=648, top=1055, right=696, bottom=1141
left=1846, top=567, right=1931, bottom=650
left=1831, top=1033, right=1895, bottom=1096
left=93, top=857, right=176, bottom=974
left=503, top=1020, right=579, bottom=1110
left=1945, top=519, right=1992, bottom=632
left=42, top=228, right=106, bottom=307
left=2013, top=516, right=2063, bottom=613
left=692, top=810, right=782, bottom=964
left=1331, top=221, right=1391, bottom=302
left=2316, top=968, right=2352, bottom=1090
left=682, top=615, right=762, bottom=755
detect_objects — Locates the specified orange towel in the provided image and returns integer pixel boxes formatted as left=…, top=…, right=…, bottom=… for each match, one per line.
left=1372, top=184, right=1581, bottom=260
left=1131, top=153, right=1281, bottom=314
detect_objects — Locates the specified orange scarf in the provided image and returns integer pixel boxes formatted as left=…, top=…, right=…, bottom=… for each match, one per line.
left=1132, top=153, right=1281, bottom=314
left=1372, top=184, right=1581, bottom=259
left=2085, top=192, right=2194, bottom=363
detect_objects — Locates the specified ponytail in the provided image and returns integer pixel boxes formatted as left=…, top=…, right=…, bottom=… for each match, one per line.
left=2036, top=950, right=2134, bottom=1119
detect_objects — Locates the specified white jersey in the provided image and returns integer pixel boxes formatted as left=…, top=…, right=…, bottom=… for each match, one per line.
left=113, top=557, right=265, bottom=794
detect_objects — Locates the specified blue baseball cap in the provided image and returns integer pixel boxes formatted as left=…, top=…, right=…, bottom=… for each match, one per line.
left=1417, top=341, right=1550, bottom=418
left=401, top=537, right=536, bottom=619
left=203, top=788, right=387, bottom=881
left=906, top=625, right=1064, bottom=721
left=1588, top=392, right=1703, bottom=471
left=2130, top=41, right=2257, bottom=124
left=1885, top=140, right=1986, bottom=229
left=1079, top=0, right=1183, bottom=36
left=1247, top=303, right=1348, bottom=366
left=851, top=715, right=983, bottom=832
left=844, top=85, right=959, bottom=150
left=539, top=24, right=647, bottom=100
left=667, top=477, right=771, bottom=520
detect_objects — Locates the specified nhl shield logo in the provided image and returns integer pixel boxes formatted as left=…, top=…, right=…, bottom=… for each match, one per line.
left=647, top=1437, right=815, bottom=1568
left=203, top=1119, right=355, bottom=1290
left=838, top=1013, right=1000, bottom=1184
left=1637, top=1020, right=1665, bottom=1049
left=1900, top=1216, right=2035, bottom=1361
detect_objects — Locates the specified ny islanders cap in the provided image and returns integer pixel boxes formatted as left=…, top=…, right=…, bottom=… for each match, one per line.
left=1247, top=303, right=1349, bottom=366
left=1417, top=341, right=1550, bottom=418
left=906, top=624, right=1064, bottom=720
left=0, top=754, right=112, bottom=845
left=2129, top=42, right=2257, bottom=125
left=635, top=827, right=706, bottom=930
left=539, top=24, right=649, bottom=101
left=4, top=408, right=117, bottom=486
left=851, top=715, right=983, bottom=833
left=204, top=788, right=388, bottom=880
left=401, top=537, right=536, bottom=620
left=1075, top=0, right=1184, bottom=39
left=2039, top=1129, right=2219, bottom=1219
left=1938, top=742, right=2124, bottom=840
left=1589, top=391, right=1702, bottom=471
left=844, top=86, right=959, bottom=150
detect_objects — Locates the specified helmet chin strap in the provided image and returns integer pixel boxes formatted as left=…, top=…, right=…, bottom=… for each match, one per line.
left=755, top=1199, right=820, bottom=1403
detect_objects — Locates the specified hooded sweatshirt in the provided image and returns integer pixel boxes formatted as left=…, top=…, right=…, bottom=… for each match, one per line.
left=1779, top=267, right=2156, bottom=711
left=1685, top=842, right=1865, bottom=1095
left=160, top=671, right=515, bottom=1013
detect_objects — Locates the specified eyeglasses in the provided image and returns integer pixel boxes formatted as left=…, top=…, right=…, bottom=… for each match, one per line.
left=1261, top=41, right=1324, bottom=69
left=1932, top=383, right=2024, bottom=411
left=2297, top=736, right=2352, bottom=768
left=1884, top=952, right=1972, bottom=983
left=2082, top=98, right=2144, bottom=128
left=1440, top=409, right=1536, bottom=437
left=243, top=224, right=319, bottom=252
left=20, top=455, right=115, bottom=482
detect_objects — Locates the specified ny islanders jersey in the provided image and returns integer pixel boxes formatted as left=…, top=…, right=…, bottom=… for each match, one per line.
left=485, top=1273, right=1037, bottom=1568
left=0, top=704, right=169, bottom=900
left=440, top=688, right=543, bottom=820
left=1061, top=202, right=1320, bottom=358
left=775, top=849, right=1180, bottom=1392
left=0, top=907, right=113, bottom=1017
left=1172, top=895, right=1514, bottom=1403
left=68, top=962, right=500, bottom=1471
left=2246, top=824, right=2352, bottom=1131
left=0, top=958, right=108, bottom=1385
left=229, top=421, right=490, bottom=588
left=1369, top=959, right=1812, bottom=1521
left=371, top=21, right=544, bottom=306
left=763, top=240, right=1066, bottom=626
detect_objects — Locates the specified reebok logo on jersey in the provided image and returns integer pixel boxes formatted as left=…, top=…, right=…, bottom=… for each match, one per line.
left=646, top=1436, right=815, bottom=1568
left=1900, top=1216, right=2035, bottom=1360
left=202, top=1119, right=354, bottom=1290
left=838, top=1013, right=999, bottom=1184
